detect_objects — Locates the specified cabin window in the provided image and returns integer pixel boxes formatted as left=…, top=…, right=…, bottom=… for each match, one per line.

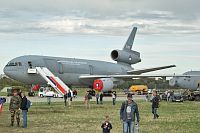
left=6, top=62, right=16, bottom=66
left=15, top=62, right=22, bottom=66
left=6, top=62, right=22, bottom=67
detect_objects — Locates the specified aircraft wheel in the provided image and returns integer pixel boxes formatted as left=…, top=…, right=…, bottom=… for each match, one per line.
left=40, top=94, right=43, bottom=97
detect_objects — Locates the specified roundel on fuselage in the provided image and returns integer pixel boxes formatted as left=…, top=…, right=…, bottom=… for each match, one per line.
left=93, top=79, right=103, bottom=91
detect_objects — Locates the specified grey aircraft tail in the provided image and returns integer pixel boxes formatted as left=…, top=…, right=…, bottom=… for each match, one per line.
left=110, top=27, right=141, bottom=65
left=123, top=27, right=137, bottom=51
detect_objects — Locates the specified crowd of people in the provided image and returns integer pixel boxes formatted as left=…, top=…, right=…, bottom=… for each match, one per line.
left=2, top=88, right=162, bottom=133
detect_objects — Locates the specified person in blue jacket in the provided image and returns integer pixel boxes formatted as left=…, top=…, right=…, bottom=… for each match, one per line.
left=120, top=93, right=140, bottom=133
left=20, top=92, right=28, bottom=128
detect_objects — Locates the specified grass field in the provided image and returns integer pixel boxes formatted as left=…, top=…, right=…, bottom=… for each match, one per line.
left=0, top=100, right=200, bottom=133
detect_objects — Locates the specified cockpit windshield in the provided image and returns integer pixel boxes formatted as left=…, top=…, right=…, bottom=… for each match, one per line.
left=6, top=62, right=22, bottom=67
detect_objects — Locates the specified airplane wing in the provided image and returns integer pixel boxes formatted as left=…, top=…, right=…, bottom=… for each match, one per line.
left=79, top=74, right=200, bottom=80
left=127, top=65, right=176, bottom=74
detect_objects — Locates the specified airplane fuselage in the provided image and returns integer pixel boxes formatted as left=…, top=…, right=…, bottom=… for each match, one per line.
left=170, top=71, right=200, bottom=90
left=4, top=55, right=132, bottom=87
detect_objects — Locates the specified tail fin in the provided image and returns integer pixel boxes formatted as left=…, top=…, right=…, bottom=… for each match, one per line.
left=123, top=27, right=137, bottom=51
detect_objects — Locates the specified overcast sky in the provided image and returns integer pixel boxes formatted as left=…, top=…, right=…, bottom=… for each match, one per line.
left=0, top=0, right=200, bottom=74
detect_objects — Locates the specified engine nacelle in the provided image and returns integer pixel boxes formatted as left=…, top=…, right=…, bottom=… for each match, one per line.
left=93, top=78, right=114, bottom=92
left=111, top=49, right=141, bottom=65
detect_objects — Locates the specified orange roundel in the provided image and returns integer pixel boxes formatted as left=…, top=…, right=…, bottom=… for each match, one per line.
left=93, top=79, right=103, bottom=91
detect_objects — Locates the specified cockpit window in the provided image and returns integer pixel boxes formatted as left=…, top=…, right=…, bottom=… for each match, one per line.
left=6, top=62, right=22, bottom=67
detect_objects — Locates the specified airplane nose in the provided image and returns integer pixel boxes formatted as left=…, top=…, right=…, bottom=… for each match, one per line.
left=169, top=77, right=178, bottom=86
left=3, top=66, right=13, bottom=78
left=3, top=66, right=8, bottom=76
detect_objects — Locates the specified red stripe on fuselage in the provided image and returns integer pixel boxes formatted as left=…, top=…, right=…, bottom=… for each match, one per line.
left=50, top=77, right=66, bottom=94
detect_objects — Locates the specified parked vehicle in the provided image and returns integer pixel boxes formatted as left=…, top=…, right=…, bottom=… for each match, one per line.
left=172, top=92, right=184, bottom=102
left=129, top=85, right=148, bottom=95
left=38, top=87, right=63, bottom=98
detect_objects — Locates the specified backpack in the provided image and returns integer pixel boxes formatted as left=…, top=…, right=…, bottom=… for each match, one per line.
left=26, top=99, right=32, bottom=109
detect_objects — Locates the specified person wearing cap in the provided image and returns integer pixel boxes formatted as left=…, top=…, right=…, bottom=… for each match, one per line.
left=9, top=90, right=22, bottom=127
left=120, top=93, right=140, bottom=133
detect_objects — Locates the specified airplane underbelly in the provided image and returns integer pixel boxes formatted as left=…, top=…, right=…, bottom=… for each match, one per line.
left=18, top=74, right=46, bottom=85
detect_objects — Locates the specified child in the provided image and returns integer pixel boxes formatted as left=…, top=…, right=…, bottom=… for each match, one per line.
left=101, top=116, right=112, bottom=133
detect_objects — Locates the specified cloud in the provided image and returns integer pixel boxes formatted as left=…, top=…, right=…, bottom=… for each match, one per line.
left=0, top=0, right=200, bottom=36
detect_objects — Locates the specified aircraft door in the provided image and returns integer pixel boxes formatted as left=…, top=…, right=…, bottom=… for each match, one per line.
left=28, top=61, right=33, bottom=68
left=58, top=62, right=64, bottom=74
left=89, top=65, right=94, bottom=75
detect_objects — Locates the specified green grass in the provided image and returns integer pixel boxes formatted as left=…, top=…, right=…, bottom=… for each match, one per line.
left=0, top=101, right=200, bottom=133
left=0, top=92, right=7, bottom=96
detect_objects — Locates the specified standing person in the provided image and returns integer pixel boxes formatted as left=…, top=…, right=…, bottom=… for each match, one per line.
left=84, top=91, right=91, bottom=109
left=112, top=92, right=117, bottom=105
left=20, top=92, right=28, bottom=128
left=70, top=90, right=73, bottom=102
left=101, top=115, right=112, bottom=133
left=47, top=96, right=51, bottom=105
left=9, top=90, right=22, bottom=127
left=151, top=90, right=160, bottom=119
left=120, top=93, right=140, bottom=133
left=68, top=90, right=72, bottom=106
left=46, top=89, right=52, bottom=105
left=100, top=93, right=103, bottom=104
left=73, top=90, right=77, bottom=98
left=167, top=90, right=170, bottom=102
left=64, top=91, right=68, bottom=107
left=96, top=92, right=100, bottom=104
left=145, top=94, right=149, bottom=102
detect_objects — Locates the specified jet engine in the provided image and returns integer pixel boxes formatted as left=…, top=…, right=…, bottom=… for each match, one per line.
left=111, top=49, right=141, bottom=65
left=93, top=78, right=114, bottom=92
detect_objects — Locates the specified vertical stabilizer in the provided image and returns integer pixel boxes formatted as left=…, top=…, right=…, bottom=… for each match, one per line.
left=123, top=27, right=137, bottom=51
left=111, top=27, right=141, bottom=65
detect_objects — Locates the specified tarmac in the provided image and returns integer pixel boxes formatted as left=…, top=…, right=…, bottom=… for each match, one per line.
left=2, top=95, right=146, bottom=103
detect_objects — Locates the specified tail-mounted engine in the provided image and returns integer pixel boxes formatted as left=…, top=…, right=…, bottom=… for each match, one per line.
left=111, top=49, right=141, bottom=65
